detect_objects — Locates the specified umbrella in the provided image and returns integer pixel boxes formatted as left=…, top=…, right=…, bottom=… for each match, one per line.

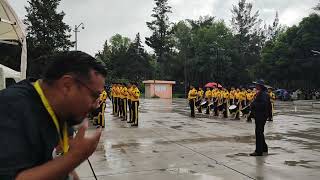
left=204, top=82, right=222, bottom=88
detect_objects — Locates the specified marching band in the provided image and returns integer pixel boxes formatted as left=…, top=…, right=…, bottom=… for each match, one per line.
left=189, top=85, right=275, bottom=120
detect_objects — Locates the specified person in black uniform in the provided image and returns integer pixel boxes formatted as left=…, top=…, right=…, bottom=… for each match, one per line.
left=250, top=80, right=272, bottom=156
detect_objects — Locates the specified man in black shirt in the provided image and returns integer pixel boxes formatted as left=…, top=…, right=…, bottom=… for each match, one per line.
left=250, top=80, right=272, bottom=156
left=0, top=51, right=107, bottom=179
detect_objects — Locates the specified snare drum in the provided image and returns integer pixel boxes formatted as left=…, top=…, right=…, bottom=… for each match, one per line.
left=229, top=105, right=237, bottom=114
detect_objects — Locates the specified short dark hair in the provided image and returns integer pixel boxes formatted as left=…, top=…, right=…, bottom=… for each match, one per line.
left=42, top=51, right=107, bottom=84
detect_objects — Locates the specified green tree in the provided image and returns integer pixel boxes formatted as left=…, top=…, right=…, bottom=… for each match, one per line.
left=24, top=0, right=73, bottom=77
left=314, top=2, right=320, bottom=11
left=231, top=0, right=264, bottom=83
left=259, top=14, right=320, bottom=89
left=126, top=33, right=154, bottom=82
left=96, top=34, right=154, bottom=83
left=145, top=0, right=173, bottom=63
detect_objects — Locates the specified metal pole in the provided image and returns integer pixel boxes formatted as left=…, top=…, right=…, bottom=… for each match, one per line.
left=74, top=23, right=84, bottom=51
left=75, top=25, right=78, bottom=50
left=184, top=52, right=187, bottom=98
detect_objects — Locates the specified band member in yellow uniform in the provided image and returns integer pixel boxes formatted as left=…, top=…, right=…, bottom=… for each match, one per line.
left=222, top=88, right=230, bottom=118
left=234, top=88, right=241, bottom=120
left=205, top=87, right=212, bottom=114
left=113, top=84, right=120, bottom=117
left=212, top=88, right=219, bottom=116
left=247, top=89, right=258, bottom=121
left=217, top=89, right=225, bottom=116
left=188, top=85, right=197, bottom=118
left=97, top=89, right=107, bottom=128
left=239, top=89, right=247, bottom=117
left=117, top=84, right=122, bottom=117
left=268, top=88, right=276, bottom=121
left=131, top=83, right=140, bottom=126
left=127, top=83, right=133, bottom=123
left=246, top=89, right=254, bottom=122
left=197, top=87, right=204, bottom=113
left=229, top=87, right=236, bottom=105
left=121, top=84, right=128, bottom=121
left=111, top=84, right=115, bottom=115
left=118, top=84, right=124, bottom=118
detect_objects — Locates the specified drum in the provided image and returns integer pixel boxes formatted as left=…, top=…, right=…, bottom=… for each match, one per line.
left=201, top=101, right=208, bottom=108
left=229, top=105, right=237, bottom=114
left=208, top=102, right=214, bottom=110
left=217, top=103, right=224, bottom=111
left=241, top=106, right=251, bottom=115
left=196, top=99, right=201, bottom=107
left=195, top=99, right=201, bottom=107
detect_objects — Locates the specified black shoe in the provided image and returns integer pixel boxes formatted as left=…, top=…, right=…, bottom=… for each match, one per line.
left=250, top=152, right=263, bottom=156
left=235, top=118, right=240, bottom=120
left=131, top=124, right=138, bottom=127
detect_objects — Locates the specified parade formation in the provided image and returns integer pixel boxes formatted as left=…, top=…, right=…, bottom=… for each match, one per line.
left=188, top=83, right=276, bottom=121
left=92, top=83, right=141, bottom=128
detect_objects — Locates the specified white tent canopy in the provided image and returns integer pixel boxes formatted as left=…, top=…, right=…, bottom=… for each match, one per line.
left=0, top=0, right=27, bottom=81
left=0, top=64, right=20, bottom=79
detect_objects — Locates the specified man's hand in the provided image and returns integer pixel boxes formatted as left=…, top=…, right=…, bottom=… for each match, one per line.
left=69, top=120, right=102, bottom=161
left=70, top=170, right=80, bottom=180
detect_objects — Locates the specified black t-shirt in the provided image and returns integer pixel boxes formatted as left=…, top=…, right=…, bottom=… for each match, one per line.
left=0, top=80, right=71, bottom=179
left=250, top=89, right=272, bottom=120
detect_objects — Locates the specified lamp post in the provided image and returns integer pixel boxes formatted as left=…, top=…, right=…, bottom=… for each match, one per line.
left=73, top=23, right=85, bottom=50
left=211, top=42, right=225, bottom=86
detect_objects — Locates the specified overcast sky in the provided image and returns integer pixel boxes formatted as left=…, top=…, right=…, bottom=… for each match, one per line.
left=10, top=0, right=318, bottom=56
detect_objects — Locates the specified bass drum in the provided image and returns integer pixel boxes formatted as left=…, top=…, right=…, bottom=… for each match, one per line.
left=229, top=105, right=237, bottom=114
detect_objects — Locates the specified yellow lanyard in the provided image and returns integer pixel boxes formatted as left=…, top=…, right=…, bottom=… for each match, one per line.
left=33, top=80, right=69, bottom=154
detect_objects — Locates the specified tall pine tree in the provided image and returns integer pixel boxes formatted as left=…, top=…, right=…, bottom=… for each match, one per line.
left=24, top=0, right=74, bottom=77
left=231, top=0, right=263, bottom=82
left=24, top=0, right=73, bottom=59
left=145, top=0, right=173, bottom=63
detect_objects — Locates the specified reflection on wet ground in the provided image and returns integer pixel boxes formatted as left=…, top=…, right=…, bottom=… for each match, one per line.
left=77, top=99, right=320, bottom=180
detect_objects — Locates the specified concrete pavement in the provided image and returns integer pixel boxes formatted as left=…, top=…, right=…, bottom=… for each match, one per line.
left=77, top=99, right=320, bottom=180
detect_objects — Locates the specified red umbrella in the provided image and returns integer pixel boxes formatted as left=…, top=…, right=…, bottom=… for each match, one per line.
left=204, top=82, right=223, bottom=88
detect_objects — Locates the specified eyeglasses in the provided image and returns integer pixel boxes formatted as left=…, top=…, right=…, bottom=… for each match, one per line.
left=73, top=78, right=101, bottom=101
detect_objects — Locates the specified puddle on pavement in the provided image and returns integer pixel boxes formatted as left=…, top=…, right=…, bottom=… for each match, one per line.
left=159, top=168, right=223, bottom=179
left=271, top=128, right=320, bottom=151
left=110, top=135, right=257, bottom=149
left=120, top=148, right=127, bottom=154
left=170, top=125, right=183, bottom=130
left=226, top=153, right=249, bottom=158
left=284, top=160, right=317, bottom=168
left=270, top=147, right=295, bottom=153
left=111, top=142, right=141, bottom=148
left=155, top=135, right=256, bottom=145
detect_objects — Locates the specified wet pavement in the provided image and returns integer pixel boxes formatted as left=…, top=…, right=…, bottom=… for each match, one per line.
left=77, top=99, right=320, bottom=180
